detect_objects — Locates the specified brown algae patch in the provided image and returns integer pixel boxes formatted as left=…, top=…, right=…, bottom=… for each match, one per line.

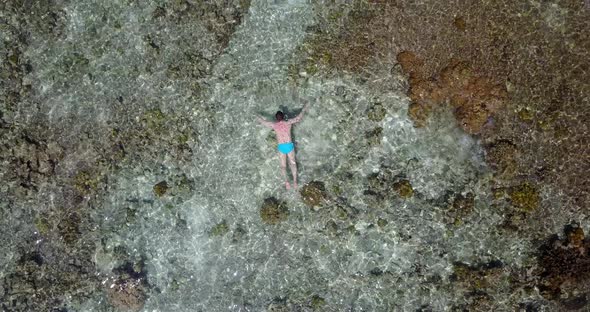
left=401, top=56, right=507, bottom=134
left=392, top=179, right=414, bottom=199
left=536, top=224, right=590, bottom=300
left=300, top=181, right=328, bottom=208
left=153, top=181, right=169, bottom=197
left=293, top=1, right=589, bottom=211
left=260, top=197, right=289, bottom=224
left=508, top=183, right=540, bottom=213
left=485, top=140, right=519, bottom=177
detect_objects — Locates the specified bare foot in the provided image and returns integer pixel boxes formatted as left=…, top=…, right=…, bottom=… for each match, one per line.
left=293, top=182, right=298, bottom=189
left=285, top=181, right=291, bottom=190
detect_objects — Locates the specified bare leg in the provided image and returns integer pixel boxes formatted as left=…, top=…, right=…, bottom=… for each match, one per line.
left=287, top=151, right=298, bottom=189
left=279, top=152, right=290, bottom=189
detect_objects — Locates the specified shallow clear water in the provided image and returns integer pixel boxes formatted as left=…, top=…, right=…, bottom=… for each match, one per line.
left=3, top=0, right=583, bottom=311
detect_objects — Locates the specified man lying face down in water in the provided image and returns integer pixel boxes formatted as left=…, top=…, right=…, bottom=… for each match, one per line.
left=257, top=102, right=309, bottom=190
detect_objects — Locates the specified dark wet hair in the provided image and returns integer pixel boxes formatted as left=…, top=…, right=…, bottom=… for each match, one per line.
left=275, top=111, right=285, bottom=121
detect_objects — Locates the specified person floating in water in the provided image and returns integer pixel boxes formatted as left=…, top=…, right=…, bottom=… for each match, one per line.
left=257, top=102, right=309, bottom=190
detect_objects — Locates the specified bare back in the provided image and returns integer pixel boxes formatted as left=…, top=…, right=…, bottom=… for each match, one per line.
left=257, top=103, right=308, bottom=144
left=272, top=121, right=293, bottom=143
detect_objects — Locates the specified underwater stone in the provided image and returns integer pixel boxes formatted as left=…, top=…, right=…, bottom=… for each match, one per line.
left=73, top=171, right=100, bottom=195
left=231, top=225, right=247, bottom=243
left=153, top=181, right=168, bottom=197
left=400, top=56, right=506, bottom=134
left=152, top=6, right=167, bottom=19
left=2, top=246, right=97, bottom=311
left=267, top=299, right=289, bottom=312
left=142, top=109, right=167, bottom=131
left=447, top=192, right=475, bottom=225
left=396, top=51, right=424, bottom=77
left=108, top=261, right=148, bottom=311
left=365, top=127, right=383, bottom=146
left=367, top=103, right=386, bottom=122
left=34, top=215, right=51, bottom=235
left=393, top=180, right=414, bottom=199
left=260, top=197, right=289, bottom=224
left=57, top=212, right=81, bottom=245
left=300, top=181, right=327, bottom=208
left=485, top=140, right=518, bottom=176
left=377, top=218, right=388, bottom=228
left=566, top=226, right=585, bottom=249
left=537, top=225, right=590, bottom=300
left=310, top=295, right=326, bottom=309
left=407, top=101, right=431, bottom=128
left=508, top=183, right=539, bottom=212
left=325, top=220, right=338, bottom=237
left=451, top=261, right=505, bottom=292
left=106, top=278, right=146, bottom=312
left=561, top=296, right=589, bottom=311
left=113, top=245, right=130, bottom=262
left=453, top=16, right=467, bottom=31
left=452, top=193, right=475, bottom=213
left=209, top=220, right=229, bottom=237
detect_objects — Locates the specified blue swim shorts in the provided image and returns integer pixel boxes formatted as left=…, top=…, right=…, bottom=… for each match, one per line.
left=277, top=142, right=295, bottom=154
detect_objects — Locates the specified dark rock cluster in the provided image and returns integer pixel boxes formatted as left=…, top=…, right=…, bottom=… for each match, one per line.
left=536, top=225, right=590, bottom=302
left=260, top=197, right=289, bottom=225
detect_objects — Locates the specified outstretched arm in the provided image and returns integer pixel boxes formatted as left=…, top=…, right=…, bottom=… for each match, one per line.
left=287, top=103, right=309, bottom=125
left=257, top=116, right=274, bottom=128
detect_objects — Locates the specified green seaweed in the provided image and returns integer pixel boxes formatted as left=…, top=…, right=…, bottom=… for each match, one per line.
left=34, top=215, right=51, bottom=234
left=210, top=221, right=230, bottom=237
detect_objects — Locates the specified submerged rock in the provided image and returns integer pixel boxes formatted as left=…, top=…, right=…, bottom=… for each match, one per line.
left=508, top=183, right=539, bottom=212
left=2, top=247, right=98, bottom=311
left=365, top=167, right=416, bottom=204
left=377, top=218, right=388, bottom=228
left=396, top=51, right=425, bottom=77
left=57, top=211, right=81, bottom=245
left=153, top=181, right=168, bottom=197
left=398, top=53, right=507, bottom=134
left=107, top=278, right=147, bottom=312
left=407, top=101, right=432, bottom=128
left=310, top=294, right=326, bottom=309
left=450, top=261, right=505, bottom=292
left=453, top=16, right=467, bottom=31
left=209, top=220, right=229, bottom=237
left=367, top=102, right=387, bottom=122
left=73, top=170, right=101, bottom=195
left=485, top=140, right=518, bottom=177
left=365, top=127, right=383, bottom=146
left=537, top=224, right=590, bottom=301
left=393, top=179, right=414, bottom=199
left=267, top=297, right=290, bottom=312
left=441, top=62, right=507, bottom=134
left=107, top=261, right=148, bottom=312
left=445, top=192, right=475, bottom=225
left=300, top=181, right=328, bottom=208
left=260, top=197, right=289, bottom=224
